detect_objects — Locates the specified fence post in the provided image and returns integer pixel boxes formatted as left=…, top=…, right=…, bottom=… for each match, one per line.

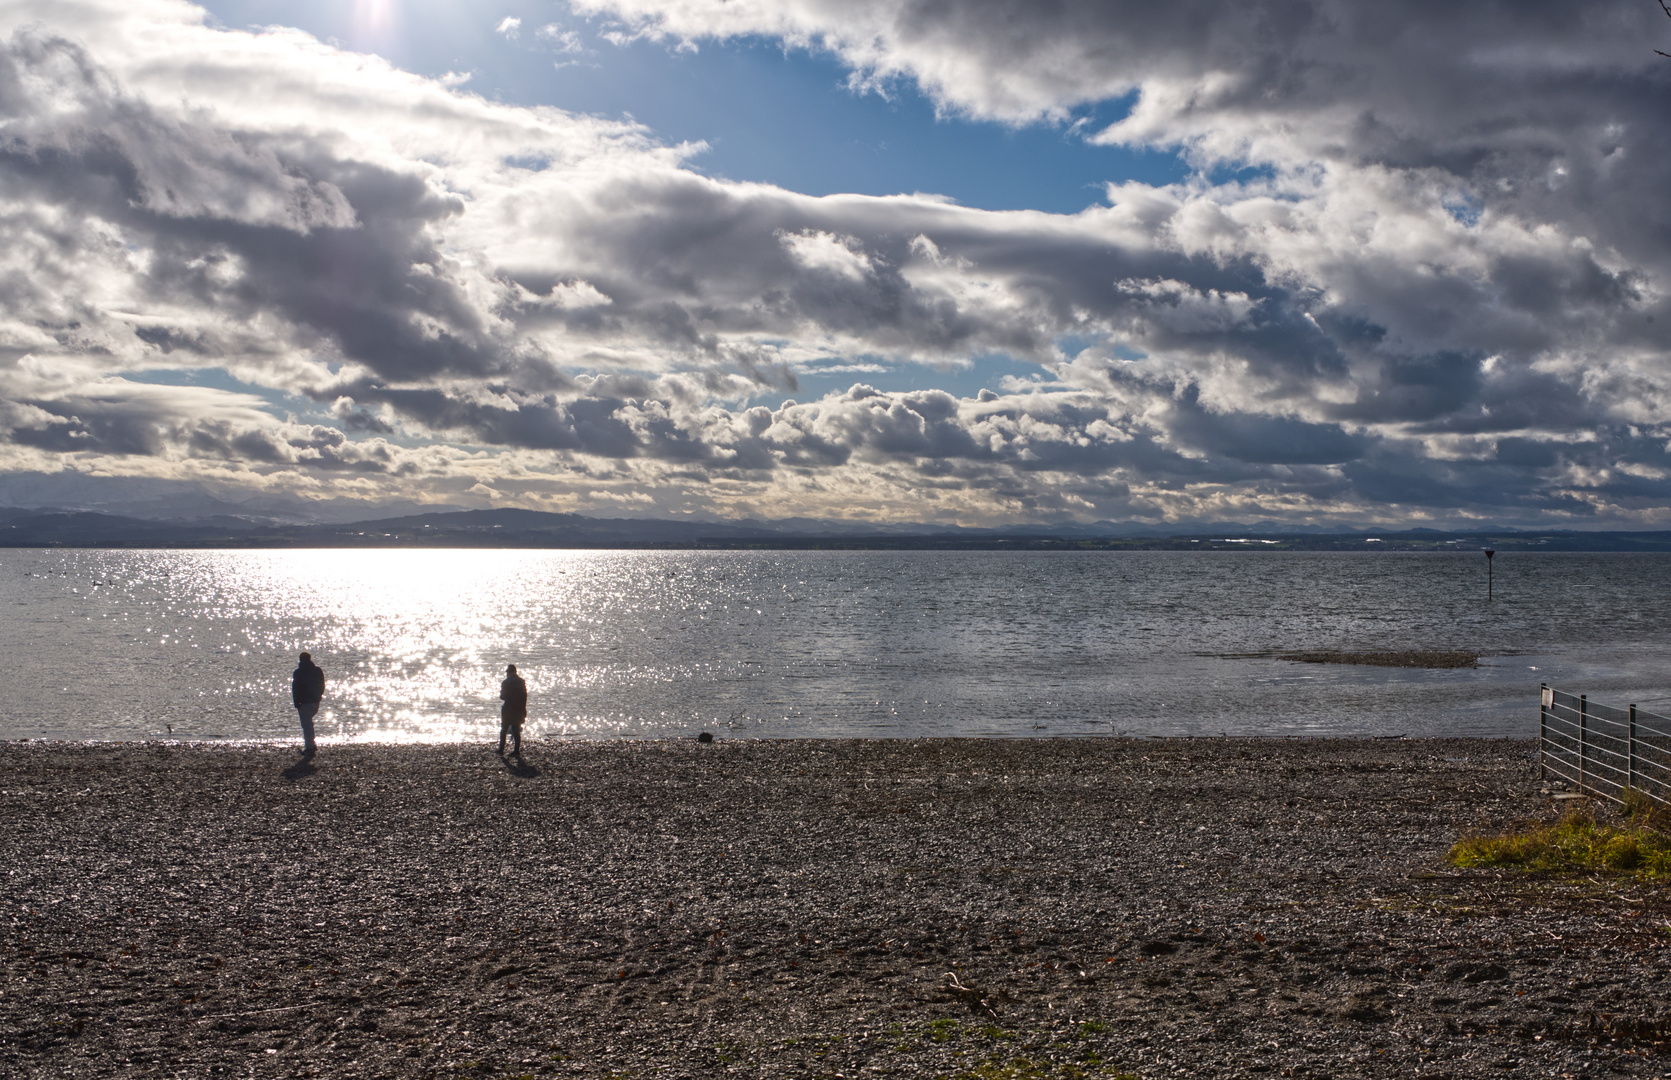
left=1579, top=694, right=1589, bottom=797
left=1629, top=704, right=1638, bottom=795
left=1539, top=684, right=1549, bottom=780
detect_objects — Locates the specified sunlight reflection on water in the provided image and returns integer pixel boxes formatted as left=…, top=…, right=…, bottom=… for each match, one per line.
left=215, top=548, right=666, bottom=742
left=5, top=547, right=1671, bottom=742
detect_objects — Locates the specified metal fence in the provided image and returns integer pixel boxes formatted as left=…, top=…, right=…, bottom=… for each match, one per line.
left=1539, top=684, right=1671, bottom=810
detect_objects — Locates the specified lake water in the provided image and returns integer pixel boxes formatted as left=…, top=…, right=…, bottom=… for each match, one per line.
left=3, top=548, right=1669, bottom=743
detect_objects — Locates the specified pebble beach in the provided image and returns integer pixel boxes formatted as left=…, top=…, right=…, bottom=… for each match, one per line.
left=3, top=737, right=1668, bottom=1079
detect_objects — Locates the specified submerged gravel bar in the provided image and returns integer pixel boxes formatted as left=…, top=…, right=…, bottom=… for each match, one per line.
left=3, top=738, right=1669, bottom=1079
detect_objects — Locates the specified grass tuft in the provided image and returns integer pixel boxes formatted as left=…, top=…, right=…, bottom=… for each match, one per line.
left=1618, top=786, right=1667, bottom=824
left=1449, top=806, right=1671, bottom=878
left=926, top=1018, right=963, bottom=1043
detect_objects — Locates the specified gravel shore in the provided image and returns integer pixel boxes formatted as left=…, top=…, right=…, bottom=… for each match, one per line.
left=3, top=737, right=1668, bottom=1079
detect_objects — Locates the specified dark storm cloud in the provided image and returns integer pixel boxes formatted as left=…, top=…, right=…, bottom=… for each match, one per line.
left=10, top=408, right=166, bottom=456
left=1167, top=384, right=1368, bottom=465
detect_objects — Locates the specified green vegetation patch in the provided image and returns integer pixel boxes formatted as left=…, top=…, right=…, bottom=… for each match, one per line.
left=1449, top=806, right=1671, bottom=878
left=926, top=1018, right=964, bottom=1043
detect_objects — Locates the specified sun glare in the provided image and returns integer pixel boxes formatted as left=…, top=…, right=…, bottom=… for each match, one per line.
left=353, top=0, right=396, bottom=36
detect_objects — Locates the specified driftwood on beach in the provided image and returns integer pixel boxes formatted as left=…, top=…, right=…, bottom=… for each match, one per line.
left=2, top=738, right=1665, bottom=1079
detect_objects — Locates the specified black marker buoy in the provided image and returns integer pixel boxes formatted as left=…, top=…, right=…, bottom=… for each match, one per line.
left=1484, top=548, right=1495, bottom=600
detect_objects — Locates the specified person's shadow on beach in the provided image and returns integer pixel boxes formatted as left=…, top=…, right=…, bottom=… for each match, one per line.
left=500, top=753, right=540, bottom=780
left=281, top=758, right=317, bottom=781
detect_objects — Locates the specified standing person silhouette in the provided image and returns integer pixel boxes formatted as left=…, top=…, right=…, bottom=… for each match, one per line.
left=291, top=652, right=325, bottom=757
left=499, top=664, right=528, bottom=756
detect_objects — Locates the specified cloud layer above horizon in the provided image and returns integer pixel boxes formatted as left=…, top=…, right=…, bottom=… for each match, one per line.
left=2, top=0, right=1671, bottom=527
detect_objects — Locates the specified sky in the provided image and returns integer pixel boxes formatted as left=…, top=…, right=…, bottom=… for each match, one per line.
left=1, top=1, right=1671, bottom=528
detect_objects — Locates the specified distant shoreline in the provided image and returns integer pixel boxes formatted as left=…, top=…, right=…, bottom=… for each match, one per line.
left=7, top=506, right=1671, bottom=551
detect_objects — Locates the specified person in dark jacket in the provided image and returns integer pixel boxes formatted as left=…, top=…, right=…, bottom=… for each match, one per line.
left=291, top=652, right=325, bottom=756
left=499, top=664, right=528, bottom=756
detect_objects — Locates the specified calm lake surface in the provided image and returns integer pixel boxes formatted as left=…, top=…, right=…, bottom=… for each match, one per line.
left=2, top=548, right=1669, bottom=743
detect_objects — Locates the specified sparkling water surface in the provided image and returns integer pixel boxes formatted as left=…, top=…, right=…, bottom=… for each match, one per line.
left=3, top=548, right=1669, bottom=742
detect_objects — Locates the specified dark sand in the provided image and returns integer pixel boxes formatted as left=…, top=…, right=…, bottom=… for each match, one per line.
left=3, top=737, right=1668, bottom=1079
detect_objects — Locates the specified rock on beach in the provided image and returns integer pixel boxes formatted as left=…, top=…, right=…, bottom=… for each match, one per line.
left=2, top=737, right=1667, bottom=1078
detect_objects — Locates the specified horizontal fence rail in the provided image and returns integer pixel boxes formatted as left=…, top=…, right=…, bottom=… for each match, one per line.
left=1540, top=684, right=1671, bottom=811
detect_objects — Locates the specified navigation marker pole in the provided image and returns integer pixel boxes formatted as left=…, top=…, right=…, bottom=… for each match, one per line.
left=1484, top=548, right=1495, bottom=601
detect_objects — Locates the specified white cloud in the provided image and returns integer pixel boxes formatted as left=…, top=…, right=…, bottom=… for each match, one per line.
left=495, top=16, right=521, bottom=38
left=536, top=23, right=587, bottom=54
left=778, top=229, right=874, bottom=281
left=540, top=280, right=614, bottom=310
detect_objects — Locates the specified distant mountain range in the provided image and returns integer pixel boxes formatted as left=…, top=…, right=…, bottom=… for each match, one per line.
left=2, top=504, right=1671, bottom=551
left=0, top=472, right=473, bottom=526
